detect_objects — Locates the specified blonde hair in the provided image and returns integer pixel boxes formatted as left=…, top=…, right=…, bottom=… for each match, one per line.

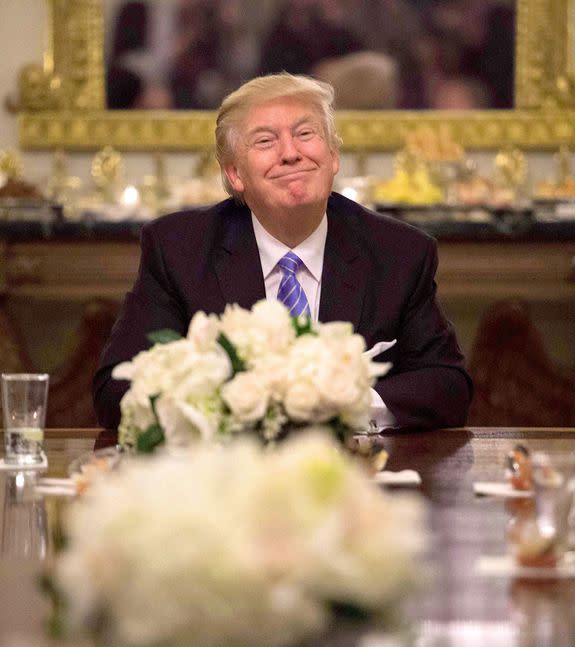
left=215, top=73, right=341, bottom=199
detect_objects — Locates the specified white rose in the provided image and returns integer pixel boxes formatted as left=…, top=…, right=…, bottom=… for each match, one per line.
left=249, top=299, right=296, bottom=354
left=251, top=353, right=289, bottom=401
left=156, top=394, right=218, bottom=442
left=317, top=321, right=355, bottom=343
left=219, top=303, right=252, bottom=354
left=172, top=348, right=231, bottom=399
left=221, top=372, right=270, bottom=423
left=338, top=389, right=372, bottom=430
left=315, top=335, right=368, bottom=404
left=315, top=358, right=363, bottom=409
left=186, top=311, right=220, bottom=351
left=118, top=388, right=155, bottom=434
left=284, top=381, right=331, bottom=422
left=221, top=300, right=295, bottom=364
left=126, top=340, right=200, bottom=397
left=286, top=336, right=325, bottom=383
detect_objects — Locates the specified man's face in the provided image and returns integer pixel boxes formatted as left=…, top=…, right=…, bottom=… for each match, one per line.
left=224, top=96, right=340, bottom=218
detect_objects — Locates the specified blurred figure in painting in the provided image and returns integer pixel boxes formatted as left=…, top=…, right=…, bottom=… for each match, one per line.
left=313, top=51, right=400, bottom=109
left=429, top=76, right=491, bottom=110
left=94, top=73, right=472, bottom=431
left=258, top=0, right=362, bottom=77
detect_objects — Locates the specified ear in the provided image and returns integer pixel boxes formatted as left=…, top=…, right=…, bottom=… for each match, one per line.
left=331, top=148, right=340, bottom=176
left=224, top=164, right=244, bottom=193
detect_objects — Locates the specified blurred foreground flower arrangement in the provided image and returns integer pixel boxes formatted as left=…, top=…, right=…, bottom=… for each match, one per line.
left=113, top=299, right=391, bottom=452
left=54, top=433, right=424, bottom=647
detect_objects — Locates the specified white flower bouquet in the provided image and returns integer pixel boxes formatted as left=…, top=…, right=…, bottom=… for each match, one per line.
left=55, top=432, right=424, bottom=647
left=113, top=300, right=391, bottom=452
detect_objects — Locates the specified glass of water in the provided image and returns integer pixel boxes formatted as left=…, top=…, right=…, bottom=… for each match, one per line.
left=1, top=373, right=49, bottom=466
left=531, top=450, right=575, bottom=561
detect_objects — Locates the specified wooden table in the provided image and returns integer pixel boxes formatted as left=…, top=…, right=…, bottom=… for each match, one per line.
left=1, top=427, right=575, bottom=646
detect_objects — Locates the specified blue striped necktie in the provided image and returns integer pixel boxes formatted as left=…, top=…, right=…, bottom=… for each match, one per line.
left=277, top=251, right=311, bottom=317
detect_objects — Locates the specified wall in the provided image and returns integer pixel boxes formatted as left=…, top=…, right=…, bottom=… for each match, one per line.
left=0, top=0, right=45, bottom=148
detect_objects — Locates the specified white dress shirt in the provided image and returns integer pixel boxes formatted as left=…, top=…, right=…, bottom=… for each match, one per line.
left=251, top=213, right=396, bottom=429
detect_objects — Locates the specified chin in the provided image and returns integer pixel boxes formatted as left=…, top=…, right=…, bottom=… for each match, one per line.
left=285, top=188, right=328, bottom=208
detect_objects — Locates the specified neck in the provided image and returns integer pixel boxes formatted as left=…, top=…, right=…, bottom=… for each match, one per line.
left=251, top=204, right=326, bottom=248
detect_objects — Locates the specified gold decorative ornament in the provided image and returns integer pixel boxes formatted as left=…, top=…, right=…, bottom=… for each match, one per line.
left=534, top=146, right=575, bottom=199
left=140, top=153, right=171, bottom=214
left=14, top=0, right=575, bottom=151
left=195, top=150, right=221, bottom=180
left=91, top=146, right=124, bottom=201
left=46, top=150, right=82, bottom=218
left=494, top=148, right=528, bottom=190
left=0, top=150, right=23, bottom=179
left=47, top=150, right=81, bottom=195
left=17, top=63, right=63, bottom=111
left=372, top=149, right=443, bottom=206
left=555, top=145, right=572, bottom=184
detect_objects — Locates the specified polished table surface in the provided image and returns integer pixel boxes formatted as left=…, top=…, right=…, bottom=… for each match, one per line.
left=1, top=427, right=575, bottom=646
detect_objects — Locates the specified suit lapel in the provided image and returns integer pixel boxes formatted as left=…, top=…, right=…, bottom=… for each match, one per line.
left=214, top=206, right=267, bottom=309
left=212, top=198, right=370, bottom=327
left=319, top=204, right=369, bottom=330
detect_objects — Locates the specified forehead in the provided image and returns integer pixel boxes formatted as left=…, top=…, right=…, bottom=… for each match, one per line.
left=242, top=96, right=322, bottom=132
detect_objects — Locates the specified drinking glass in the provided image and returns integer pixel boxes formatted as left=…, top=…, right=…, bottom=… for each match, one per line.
left=1, top=373, right=49, bottom=466
left=531, top=450, right=575, bottom=560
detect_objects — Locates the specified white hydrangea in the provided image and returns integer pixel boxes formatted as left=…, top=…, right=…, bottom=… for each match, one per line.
left=56, top=432, right=424, bottom=647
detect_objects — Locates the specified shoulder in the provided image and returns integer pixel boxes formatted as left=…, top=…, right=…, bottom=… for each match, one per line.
left=140, top=198, right=250, bottom=246
left=143, top=198, right=245, bottom=234
left=327, top=192, right=435, bottom=254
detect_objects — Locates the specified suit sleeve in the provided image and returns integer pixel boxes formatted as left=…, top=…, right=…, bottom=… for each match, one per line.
left=92, top=223, right=189, bottom=429
left=374, top=237, right=473, bottom=429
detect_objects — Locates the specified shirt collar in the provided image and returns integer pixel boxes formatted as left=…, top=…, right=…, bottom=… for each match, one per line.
left=251, top=213, right=327, bottom=282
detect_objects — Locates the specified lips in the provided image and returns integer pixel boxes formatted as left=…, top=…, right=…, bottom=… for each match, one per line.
left=269, top=169, right=314, bottom=180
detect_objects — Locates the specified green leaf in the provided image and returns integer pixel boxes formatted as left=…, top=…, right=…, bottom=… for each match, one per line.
left=136, top=424, right=165, bottom=454
left=38, top=573, right=65, bottom=638
left=217, top=332, right=246, bottom=375
left=149, top=393, right=160, bottom=419
left=147, top=329, right=183, bottom=345
left=329, top=417, right=349, bottom=445
left=328, top=600, right=372, bottom=622
left=47, top=614, right=65, bottom=639
left=291, top=315, right=316, bottom=337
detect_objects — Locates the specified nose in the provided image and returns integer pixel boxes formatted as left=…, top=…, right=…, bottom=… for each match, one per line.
left=279, top=133, right=301, bottom=163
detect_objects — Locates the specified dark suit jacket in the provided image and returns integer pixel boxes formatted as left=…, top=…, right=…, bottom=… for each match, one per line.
left=93, top=193, right=472, bottom=430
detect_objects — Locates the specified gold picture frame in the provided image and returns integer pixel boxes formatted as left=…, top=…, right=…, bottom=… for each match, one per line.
left=17, top=0, right=575, bottom=151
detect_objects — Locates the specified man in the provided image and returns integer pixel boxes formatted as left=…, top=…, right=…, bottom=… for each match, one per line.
left=93, top=73, right=472, bottom=430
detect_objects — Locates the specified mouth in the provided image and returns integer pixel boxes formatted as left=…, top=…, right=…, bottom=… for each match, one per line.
left=269, top=169, right=314, bottom=181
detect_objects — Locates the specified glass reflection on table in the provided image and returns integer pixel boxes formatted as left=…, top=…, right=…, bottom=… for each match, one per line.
left=1, top=471, right=48, bottom=560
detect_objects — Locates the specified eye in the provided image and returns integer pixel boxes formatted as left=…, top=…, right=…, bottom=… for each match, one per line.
left=251, top=134, right=276, bottom=149
left=296, top=127, right=316, bottom=140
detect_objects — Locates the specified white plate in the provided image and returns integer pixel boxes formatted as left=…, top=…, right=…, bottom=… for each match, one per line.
left=67, top=445, right=123, bottom=477
left=373, top=469, right=421, bottom=486
left=0, top=455, right=48, bottom=471
left=35, top=477, right=76, bottom=497
left=473, top=481, right=532, bottom=498
left=477, top=553, right=575, bottom=579
left=35, top=484, right=76, bottom=497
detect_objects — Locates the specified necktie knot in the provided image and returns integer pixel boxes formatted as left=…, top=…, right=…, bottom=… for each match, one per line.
left=278, top=250, right=303, bottom=276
